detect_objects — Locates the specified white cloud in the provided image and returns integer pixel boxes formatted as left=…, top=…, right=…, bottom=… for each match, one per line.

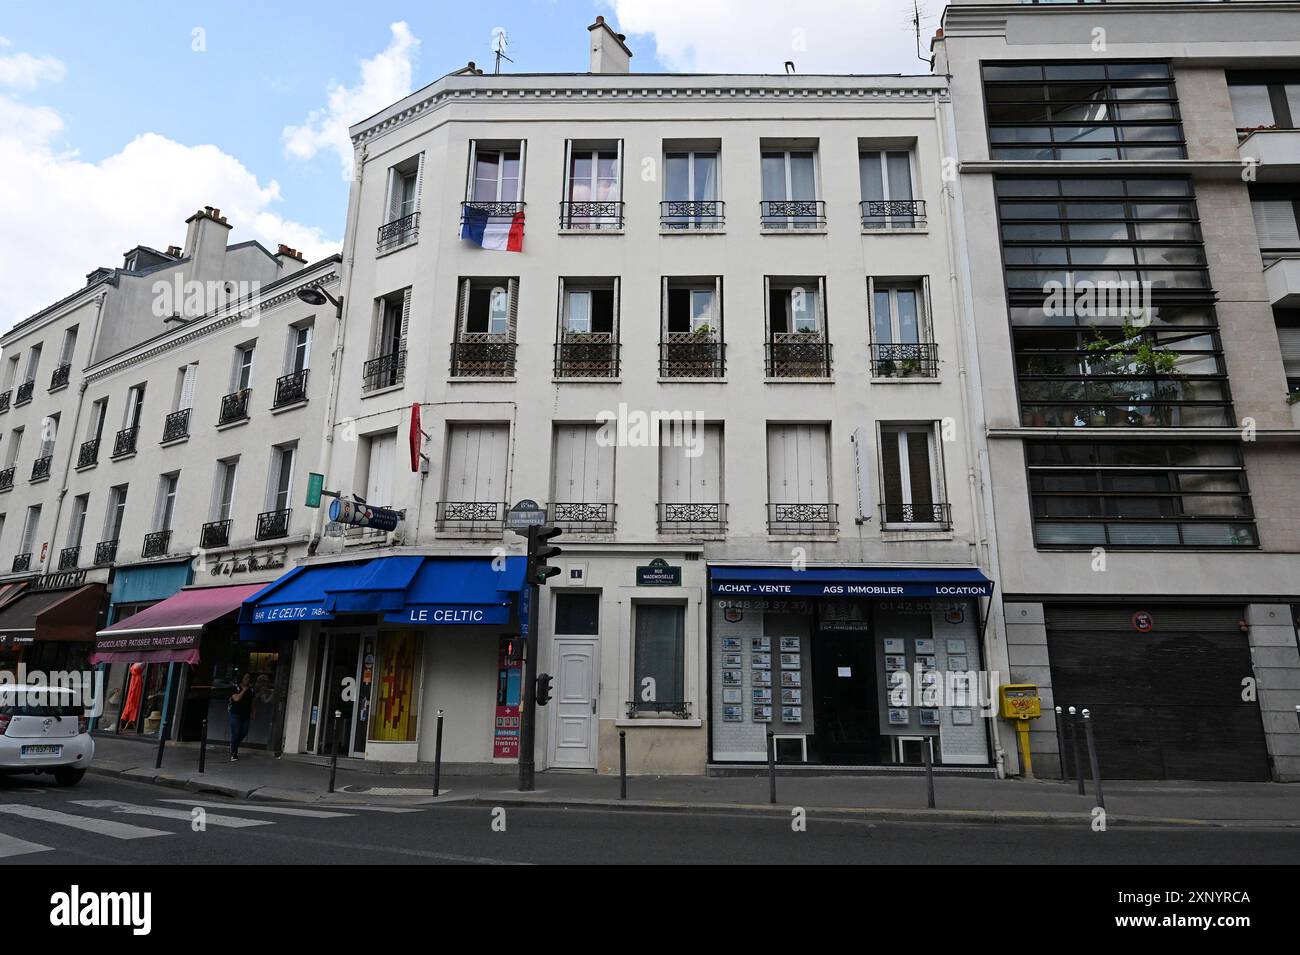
left=283, top=21, right=420, bottom=179
left=602, top=0, right=933, bottom=75
left=0, top=38, right=66, bottom=90
left=0, top=47, right=337, bottom=332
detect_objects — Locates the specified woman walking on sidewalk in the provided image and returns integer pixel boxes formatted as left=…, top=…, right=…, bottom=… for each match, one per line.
left=228, top=672, right=254, bottom=761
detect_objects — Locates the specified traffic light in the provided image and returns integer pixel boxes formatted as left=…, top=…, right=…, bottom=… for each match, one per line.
left=535, top=673, right=553, bottom=707
left=504, top=636, right=524, bottom=665
left=526, top=525, right=564, bottom=586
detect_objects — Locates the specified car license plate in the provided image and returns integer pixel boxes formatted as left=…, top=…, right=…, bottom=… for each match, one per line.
left=21, top=744, right=62, bottom=757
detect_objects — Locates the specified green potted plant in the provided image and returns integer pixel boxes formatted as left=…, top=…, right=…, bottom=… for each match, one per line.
left=1084, top=320, right=1181, bottom=428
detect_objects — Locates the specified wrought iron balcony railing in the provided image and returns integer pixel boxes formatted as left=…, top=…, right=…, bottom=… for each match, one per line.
left=77, top=438, right=99, bottom=469
left=548, top=501, right=615, bottom=533
left=14, top=380, right=34, bottom=406
left=377, top=211, right=419, bottom=251
left=625, top=700, right=692, bottom=719
left=30, top=455, right=51, bottom=482
left=767, top=502, right=838, bottom=535
left=460, top=200, right=525, bottom=223
left=657, top=502, right=727, bottom=534
left=871, top=342, right=939, bottom=378
left=162, top=408, right=191, bottom=443
left=0, top=390, right=10, bottom=413
left=450, top=338, right=516, bottom=377
left=273, top=370, right=309, bottom=407
left=12, top=553, right=30, bottom=573
left=255, top=508, right=291, bottom=541
left=94, top=539, right=118, bottom=565
left=435, top=501, right=505, bottom=533
left=860, top=198, right=926, bottom=229
left=881, top=502, right=953, bottom=529
left=363, top=351, right=405, bottom=393
left=112, top=425, right=139, bottom=458
left=142, top=529, right=172, bottom=558
left=0, top=468, right=13, bottom=491
left=218, top=389, right=250, bottom=425
left=559, top=200, right=624, bottom=230
left=659, top=337, right=725, bottom=378
left=201, top=519, right=232, bottom=549
left=760, top=199, right=826, bottom=229
left=49, top=362, right=71, bottom=391
left=554, top=334, right=619, bottom=379
left=659, top=199, right=724, bottom=230
left=766, top=334, right=832, bottom=378
left=57, top=546, right=80, bottom=571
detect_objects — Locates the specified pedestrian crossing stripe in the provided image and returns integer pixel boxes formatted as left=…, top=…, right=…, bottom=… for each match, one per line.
left=72, top=800, right=273, bottom=828
left=0, top=804, right=169, bottom=840
left=156, top=799, right=354, bottom=818
left=0, top=830, right=53, bottom=859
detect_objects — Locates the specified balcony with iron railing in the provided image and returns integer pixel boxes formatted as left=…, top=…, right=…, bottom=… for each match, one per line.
left=547, top=501, right=615, bottom=534
left=363, top=351, right=405, bottom=393
left=459, top=200, right=526, bottom=243
left=377, top=211, right=419, bottom=252
left=559, top=200, right=624, bottom=231
left=49, top=362, right=71, bottom=391
left=112, top=425, right=139, bottom=458
left=30, top=455, right=51, bottom=482
left=273, top=370, right=309, bottom=408
left=760, top=199, right=826, bottom=230
left=0, top=467, right=14, bottom=492
left=77, top=438, right=99, bottom=469
left=860, top=199, right=927, bottom=230
left=659, top=199, right=725, bottom=231
left=767, top=502, right=838, bottom=536
left=256, top=508, right=291, bottom=541
left=218, top=389, right=250, bottom=426
left=881, top=501, right=953, bottom=530
left=94, top=540, right=118, bottom=565
left=871, top=342, right=939, bottom=379
left=57, top=546, right=80, bottom=571
left=659, top=335, right=725, bottom=379
left=0, top=390, right=10, bottom=413
left=766, top=334, right=832, bottom=378
left=625, top=700, right=692, bottom=719
left=142, top=529, right=172, bottom=559
left=450, top=337, right=516, bottom=378
left=201, top=520, right=232, bottom=549
left=14, top=380, right=34, bottom=406
left=12, top=553, right=30, bottom=573
left=162, top=408, right=190, bottom=443
left=435, top=501, right=506, bottom=535
left=657, top=502, right=727, bottom=535
left=554, top=334, right=619, bottom=379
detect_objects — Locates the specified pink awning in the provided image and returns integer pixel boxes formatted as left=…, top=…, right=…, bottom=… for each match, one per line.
left=90, top=583, right=266, bottom=665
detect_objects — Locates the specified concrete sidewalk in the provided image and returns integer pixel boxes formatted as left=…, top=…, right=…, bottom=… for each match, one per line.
left=84, top=734, right=1300, bottom=828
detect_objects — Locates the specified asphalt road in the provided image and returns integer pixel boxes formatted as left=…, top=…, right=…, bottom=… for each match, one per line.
left=2, top=772, right=1297, bottom=865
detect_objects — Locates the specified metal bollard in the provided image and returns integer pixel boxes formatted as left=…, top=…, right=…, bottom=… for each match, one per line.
left=767, top=730, right=777, bottom=805
left=924, top=737, right=936, bottom=809
left=1082, top=708, right=1105, bottom=810
left=1068, top=706, right=1086, bottom=795
left=198, top=718, right=208, bottom=774
left=328, top=710, right=341, bottom=794
left=1053, top=705, right=1066, bottom=782
left=432, top=710, right=444, bottom=797
left=154, top=713, right=168, bottom=770
left=619, top=730, right=627, bottom=800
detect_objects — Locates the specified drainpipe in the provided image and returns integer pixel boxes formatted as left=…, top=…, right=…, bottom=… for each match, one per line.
left=934, top=90, right=1010, bottom=778
left=46, top=292, right=109, bottom=571
left=307, top=145, right=367, bottom=557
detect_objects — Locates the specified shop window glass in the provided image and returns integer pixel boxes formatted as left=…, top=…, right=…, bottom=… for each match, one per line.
left=370, top=629, right=420, bottom=743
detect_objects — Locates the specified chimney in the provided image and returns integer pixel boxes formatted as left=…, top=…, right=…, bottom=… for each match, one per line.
left=182, top=206, right=232, bottom=281
left=588, top=16, right=631, bottom=74
left=166, top=245, right=182, bottom=258
left=276, top=244, right=307, bottom=275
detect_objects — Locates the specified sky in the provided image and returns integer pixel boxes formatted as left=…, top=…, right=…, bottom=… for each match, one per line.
left=0, top=0, right=938, bottom=331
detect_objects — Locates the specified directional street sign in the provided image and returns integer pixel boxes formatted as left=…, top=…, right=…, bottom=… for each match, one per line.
left=506, top=499, right=548, bottom=534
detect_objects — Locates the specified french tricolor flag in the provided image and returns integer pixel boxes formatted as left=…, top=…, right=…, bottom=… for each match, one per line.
left=460, top=206, right=524, bottom=252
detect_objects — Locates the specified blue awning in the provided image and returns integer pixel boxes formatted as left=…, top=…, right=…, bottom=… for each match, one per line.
left=709, top=565, right=994, bottom=598
left=239, top=556, right=526, bottom=636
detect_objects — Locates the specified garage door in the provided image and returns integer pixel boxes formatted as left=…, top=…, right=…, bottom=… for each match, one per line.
left=1046, top=605, right=1270, bottom=781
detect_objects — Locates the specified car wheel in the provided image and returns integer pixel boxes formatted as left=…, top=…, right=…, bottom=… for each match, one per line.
left=52, top=768, right=86, bottom=786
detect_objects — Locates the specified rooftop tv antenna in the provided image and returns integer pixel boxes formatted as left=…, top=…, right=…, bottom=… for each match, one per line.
left=910, top=0, right=934, bottom=65
left=491, top=27, right=514, bottom=74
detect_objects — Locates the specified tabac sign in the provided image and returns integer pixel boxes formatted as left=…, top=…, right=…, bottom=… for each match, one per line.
left=329, top=498, right=401, bottom=532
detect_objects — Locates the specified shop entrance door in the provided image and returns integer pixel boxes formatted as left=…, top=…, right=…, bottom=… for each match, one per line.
left=314, top=632, right=367, bottom=758
left=550, top=639, right=598, bottom=769
left=812, top=632, right=879, bottom=763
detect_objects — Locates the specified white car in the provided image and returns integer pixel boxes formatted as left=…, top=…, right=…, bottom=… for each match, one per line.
left=0, top=685, right=94, bottom=786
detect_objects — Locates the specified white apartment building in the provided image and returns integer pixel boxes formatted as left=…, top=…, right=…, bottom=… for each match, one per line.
left=0, top=205, right=339, bottom=752
left=243, top=19, right=1010, bottom=776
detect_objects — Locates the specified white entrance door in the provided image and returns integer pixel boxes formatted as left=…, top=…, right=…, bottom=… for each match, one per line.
left=550, top=639, right=598, bottom=769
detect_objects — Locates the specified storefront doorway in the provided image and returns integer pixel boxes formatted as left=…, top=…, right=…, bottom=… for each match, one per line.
left=811, top=630, right=879, bottom=763
left=307, top=630, right=373, bottom=758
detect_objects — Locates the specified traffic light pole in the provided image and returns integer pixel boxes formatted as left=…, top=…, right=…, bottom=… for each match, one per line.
left=518, top=524, right=540, bottom=792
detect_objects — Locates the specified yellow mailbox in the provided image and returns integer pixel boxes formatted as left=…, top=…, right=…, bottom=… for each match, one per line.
left=999, top=684, right=1041, bottom=778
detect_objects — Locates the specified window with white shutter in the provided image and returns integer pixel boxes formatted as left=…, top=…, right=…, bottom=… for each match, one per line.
left=550, top=423, right=615, bottom=530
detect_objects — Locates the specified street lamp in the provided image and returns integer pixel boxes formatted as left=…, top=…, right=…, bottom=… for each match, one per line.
left=296, top=286, right=342, bottom=311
